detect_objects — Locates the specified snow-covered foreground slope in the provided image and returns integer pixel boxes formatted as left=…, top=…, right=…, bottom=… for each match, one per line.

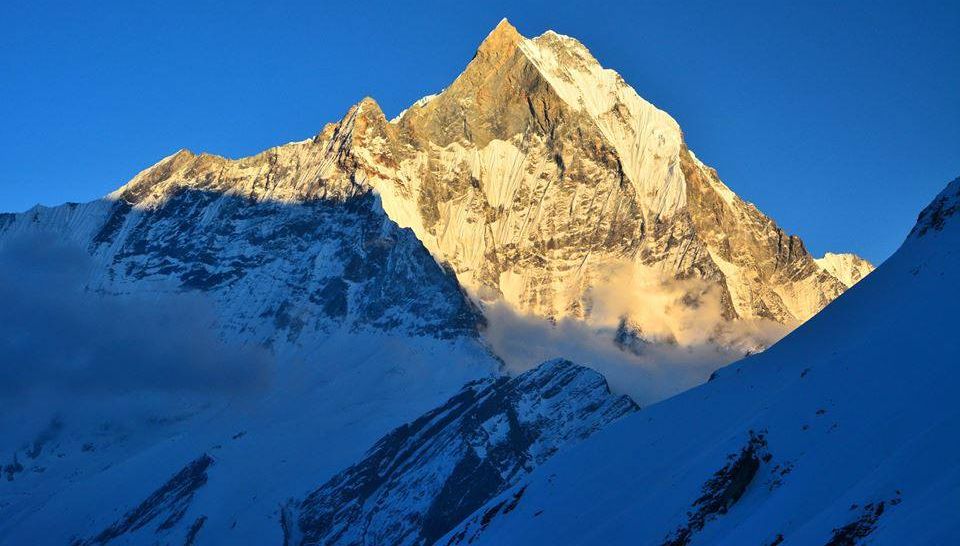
left=0, top=330, right=498, bottom=546
left=444, top=177, right=960, bottom=545
left=291, top=359, right=636, bottom=546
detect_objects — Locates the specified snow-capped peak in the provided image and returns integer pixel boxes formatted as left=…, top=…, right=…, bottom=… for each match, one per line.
left=87, top=20, right=872, bottom=359
left=513, top=26, right=686, bottom=216
left=815, top=252, right=874, bottom=288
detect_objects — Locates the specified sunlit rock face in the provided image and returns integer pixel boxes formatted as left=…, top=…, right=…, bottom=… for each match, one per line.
left=815, top=252, right=875, bottom=287
left=109, top=19, right=868, bottom=352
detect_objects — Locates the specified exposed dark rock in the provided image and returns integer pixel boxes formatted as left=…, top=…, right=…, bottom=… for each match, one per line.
left=911, top=177, right=960, bottom=237
left=91, top=201, right=133, bottom=247
left=76, top=453, right=213, bottom=545
left=825, top=493, right=901, bottom=546
left=663, top=432, right=768, bottom=546
left=294, top=359, right=637, bottom=546
left=183, top=515, right=207, bottom=546
left=3, top=455, right=24, bottom=482
left=24, top=416, right=63, bottom=459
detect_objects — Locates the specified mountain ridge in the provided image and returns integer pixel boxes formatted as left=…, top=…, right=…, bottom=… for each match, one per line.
left=1, top=20, right=947, bottom=546
left=106, top=19, right=871, bottom=354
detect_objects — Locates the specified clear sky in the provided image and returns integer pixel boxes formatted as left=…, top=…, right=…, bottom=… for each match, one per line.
left=1, top=1, right=957, bottom=263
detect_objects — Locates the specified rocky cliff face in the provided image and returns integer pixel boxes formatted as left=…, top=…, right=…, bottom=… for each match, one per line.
left=291, top=359, right=637, bottom=546
left=109, top=19, right=866, bottom=350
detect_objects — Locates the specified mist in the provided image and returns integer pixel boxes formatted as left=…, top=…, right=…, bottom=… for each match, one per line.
left=0, top=233, right=273, bottom=450
left=483, top=262, right=791, bottom=406
left=0, top=233, right=271, bottom=400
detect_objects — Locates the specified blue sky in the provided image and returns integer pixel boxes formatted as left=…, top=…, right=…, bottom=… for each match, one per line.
left=1, top=1, right=957, bottom=263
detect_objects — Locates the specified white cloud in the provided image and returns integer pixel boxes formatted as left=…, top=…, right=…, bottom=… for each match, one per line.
left=482, top=262, right=789, bottom=405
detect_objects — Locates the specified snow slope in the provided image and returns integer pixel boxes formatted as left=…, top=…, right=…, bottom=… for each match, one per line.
left=291, top=359, right=636, bottom=546
left=0, top=190, right=502, bottom=544
left=0, top=331, right=496, bottom=545
left=443, top=177, right=960, bottom=545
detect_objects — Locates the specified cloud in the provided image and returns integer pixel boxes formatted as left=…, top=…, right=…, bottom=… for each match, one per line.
left=0, top=233, right=272, bottom=401
left=482, top=262, right=790, bottom=405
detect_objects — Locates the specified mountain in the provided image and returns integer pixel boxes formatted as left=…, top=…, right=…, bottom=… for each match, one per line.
left=384, top=19, right=856, bottom=331
left=815, top=252, right=873, bottom=287
left=439, top=177, right=960, bottom=545
left=0, top=186, right=503, bottom=544
left=290, top=359, right=636, bottom=546
left=109, top=19, right=866, bottom=351
left=0, top=19, right=880, bottom=546
left=3, top=188, right=481, bottom=345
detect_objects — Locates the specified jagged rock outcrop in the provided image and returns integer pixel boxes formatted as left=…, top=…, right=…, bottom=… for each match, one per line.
left=108, top=18, right=866, bottom=348
left=910, top=176, right=960, bottom=237
left=74, top=454, right=214, bottom=546
left=291, top=359, right=637, bottom=546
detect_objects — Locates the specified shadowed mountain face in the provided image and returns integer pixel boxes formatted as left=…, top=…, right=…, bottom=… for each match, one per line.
left=73, top=454, right=214, bottom=546
left=1, top=190, right=483, bottom=349
left=0, top=188, right=500, bottom=545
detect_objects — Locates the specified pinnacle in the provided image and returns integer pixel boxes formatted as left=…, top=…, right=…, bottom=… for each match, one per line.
left=491, top=18, right=519, bottom=37
left=353, top=96, right=387, bottom=120
left=357, top=96, right=382, bottom=111
left=477, top=18, right=522, bottom=58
